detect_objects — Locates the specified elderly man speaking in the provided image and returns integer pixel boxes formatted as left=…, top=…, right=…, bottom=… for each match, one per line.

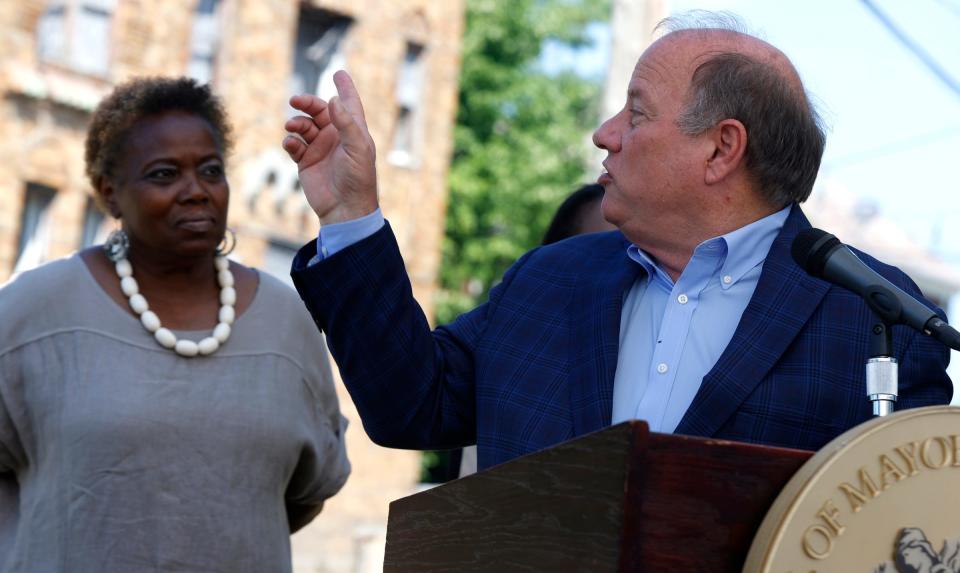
left=283, top=13, right=952, bottom=470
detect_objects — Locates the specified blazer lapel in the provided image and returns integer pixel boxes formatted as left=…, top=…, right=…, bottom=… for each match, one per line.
left=675, top=205, right=830, bottom=437
left=569, top=235, right=641, bottom=437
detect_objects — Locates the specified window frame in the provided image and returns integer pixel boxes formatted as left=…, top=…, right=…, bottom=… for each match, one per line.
left=35, top=0, right=116, bottom=78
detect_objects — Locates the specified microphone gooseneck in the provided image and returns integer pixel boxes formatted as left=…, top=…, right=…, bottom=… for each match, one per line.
left=791, top=227, right=960, bottom=417
left=791, top=228, right=960, bottom=351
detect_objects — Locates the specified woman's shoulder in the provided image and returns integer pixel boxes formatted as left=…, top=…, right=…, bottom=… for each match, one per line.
left=244, top=268, right=326, bottom=343
left=0, top=256, right=84, bottom=305
left=0, top=256, right=89, bottom=351
left=238, top=268, right=332, bottom=373
left=252, top=269, right=306, bottom=309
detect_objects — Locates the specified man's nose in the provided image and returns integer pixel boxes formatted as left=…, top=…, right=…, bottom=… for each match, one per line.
left=592, top=113, right=621, bottom=152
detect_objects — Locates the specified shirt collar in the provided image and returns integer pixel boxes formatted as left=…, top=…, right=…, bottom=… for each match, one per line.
left=625, top=205, right=791, bottom=290
left=627, top=246, right=670, bottom=288
left=715, top=205, right=790, bottom=289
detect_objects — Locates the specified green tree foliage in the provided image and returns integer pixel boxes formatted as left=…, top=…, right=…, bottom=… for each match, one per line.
left=436, top=0, right=611, bottom=324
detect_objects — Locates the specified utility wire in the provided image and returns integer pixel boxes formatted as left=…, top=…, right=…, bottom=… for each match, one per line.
left=860, top=0, right=960, bottom=99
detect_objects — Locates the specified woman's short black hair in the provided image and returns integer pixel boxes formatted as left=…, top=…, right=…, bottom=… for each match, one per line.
left=541, top=184, right=606, bottom=245
left=84, top=77, right=233, bottom=193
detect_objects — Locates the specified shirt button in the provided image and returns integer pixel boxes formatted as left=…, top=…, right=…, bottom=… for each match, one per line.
left=722, top=275, right=733, bottom=285
left=657, top=363, right=668, bottom=374
left=677, top=294, right=688, bottom=304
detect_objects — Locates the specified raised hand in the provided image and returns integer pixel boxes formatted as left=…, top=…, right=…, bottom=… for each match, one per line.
left=283, top=70, right=379, bottom=225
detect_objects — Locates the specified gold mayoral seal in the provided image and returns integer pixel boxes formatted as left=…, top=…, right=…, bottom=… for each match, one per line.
left=743, top=405, right=960, bottom=573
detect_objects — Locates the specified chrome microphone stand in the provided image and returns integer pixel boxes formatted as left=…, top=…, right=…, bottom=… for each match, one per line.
left=866, top=320, right=897, bottom=416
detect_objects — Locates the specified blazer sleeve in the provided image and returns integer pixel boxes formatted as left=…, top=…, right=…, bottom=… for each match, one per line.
left=0, top=354, right=27, bottom=475
left=855, top=251, right=955, bottom=409
left=290, top=222, right=534, bottom=450
left=895, top=325, right=954, bottom=409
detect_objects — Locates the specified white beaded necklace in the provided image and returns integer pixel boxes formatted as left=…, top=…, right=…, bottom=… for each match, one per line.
left=114, top=255, right=236, bottom=357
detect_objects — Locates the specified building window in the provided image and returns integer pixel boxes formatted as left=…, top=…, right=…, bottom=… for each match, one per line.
left=290, top=7, right=352, bottom=105
left=388, top=43, right=425, bottom=167
left=14, top=183, right=57, bottom=274
left=80, top=197, right=107, bottom=248
left=187, top=0, right=222, bottom=84
left=36, top=0, right=115, bottom=77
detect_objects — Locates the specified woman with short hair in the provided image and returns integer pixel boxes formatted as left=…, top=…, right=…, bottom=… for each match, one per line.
left=0, top=77, right=349, bottom=573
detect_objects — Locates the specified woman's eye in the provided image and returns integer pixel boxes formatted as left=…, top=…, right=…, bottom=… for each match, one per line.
left=201, top=163, right=224, bottom=178
left=148, top=168, right=177, bottom=180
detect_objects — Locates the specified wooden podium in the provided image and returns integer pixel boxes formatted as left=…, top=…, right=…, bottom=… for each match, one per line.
left=383, top=421, right=813, bottom=572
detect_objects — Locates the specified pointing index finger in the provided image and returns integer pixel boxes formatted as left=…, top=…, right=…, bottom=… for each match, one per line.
left=332, top=70, right=369, bottom=132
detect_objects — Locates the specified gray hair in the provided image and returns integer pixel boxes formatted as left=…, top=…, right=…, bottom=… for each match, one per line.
left=655, top=10, right=752, bottom=37
left=656, top=11, right=826, bottom=206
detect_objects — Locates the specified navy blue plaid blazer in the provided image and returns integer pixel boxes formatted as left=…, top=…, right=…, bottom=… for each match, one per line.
left=291, top=205, right=952, bottom=469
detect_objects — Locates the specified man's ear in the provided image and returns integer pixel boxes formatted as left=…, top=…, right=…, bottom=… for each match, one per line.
left=704, top=119, right=747, bottom=185
left=98, top=178, right=122, bottom=219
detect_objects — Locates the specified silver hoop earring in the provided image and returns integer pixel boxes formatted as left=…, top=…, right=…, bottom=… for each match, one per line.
left=103, top=228, right=130, bottom=262
left=215, top=228, right=237, bottom=257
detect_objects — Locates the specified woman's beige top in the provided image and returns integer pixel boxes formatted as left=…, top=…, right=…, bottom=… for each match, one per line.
left=0, top=255, right=350, bottom=573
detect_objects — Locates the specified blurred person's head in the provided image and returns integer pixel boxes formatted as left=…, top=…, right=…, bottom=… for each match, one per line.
left=85, top=78, right=234, bottom=261
left=542, top=183, right=617, bottom=245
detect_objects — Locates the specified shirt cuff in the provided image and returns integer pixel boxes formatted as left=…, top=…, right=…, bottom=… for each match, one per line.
left=308, top=208, right=385, bottom=265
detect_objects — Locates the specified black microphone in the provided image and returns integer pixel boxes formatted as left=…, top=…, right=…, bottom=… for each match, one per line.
left=791, top=228, right=960, bottom=351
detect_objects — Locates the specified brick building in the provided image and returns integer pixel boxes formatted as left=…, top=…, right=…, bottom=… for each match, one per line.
left=0, top=1, right=465, bottom=571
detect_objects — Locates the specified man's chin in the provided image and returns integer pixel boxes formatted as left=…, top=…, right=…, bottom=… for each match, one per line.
left=599, top=201, right=623, bottom=229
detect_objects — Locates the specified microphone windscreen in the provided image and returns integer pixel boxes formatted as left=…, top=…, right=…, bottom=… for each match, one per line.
left=791, top=228, right=841, bottom=278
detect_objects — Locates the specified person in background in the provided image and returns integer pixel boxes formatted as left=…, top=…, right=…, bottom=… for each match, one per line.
left=0, top=77, right=349, bottom=573
left=541, top=183, right=617, bottom=246
left=282, top=12, right=951, bottom=471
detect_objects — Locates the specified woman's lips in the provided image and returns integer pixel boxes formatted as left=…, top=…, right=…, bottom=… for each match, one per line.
left=598, top=172, right=612, bottom=185
left=178, top=218, right=215, bottom=232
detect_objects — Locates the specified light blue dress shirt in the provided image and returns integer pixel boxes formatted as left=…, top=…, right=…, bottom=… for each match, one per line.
left=314, top=205, right=790, bottom=434
left=611, top=206, right=790, bottom=432
left=308, top=208, right=386, bottom=265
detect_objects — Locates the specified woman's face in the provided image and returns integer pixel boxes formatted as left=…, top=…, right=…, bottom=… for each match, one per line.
left=102, top=111, right=229, bottom=259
